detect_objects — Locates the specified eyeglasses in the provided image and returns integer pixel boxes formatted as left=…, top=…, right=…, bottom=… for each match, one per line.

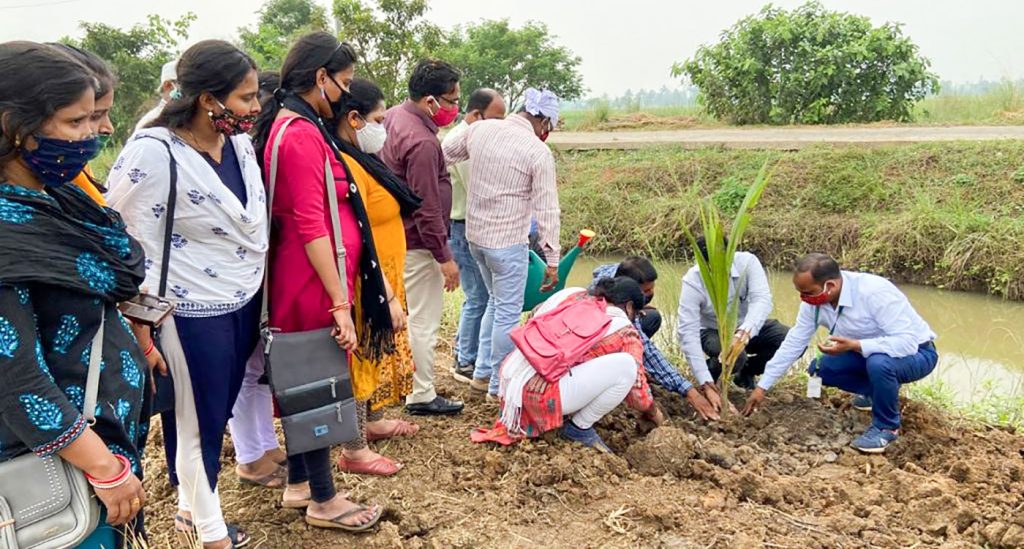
left=437, top=94, right=461, bottom=109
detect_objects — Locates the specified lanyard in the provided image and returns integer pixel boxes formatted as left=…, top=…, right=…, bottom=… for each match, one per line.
left=811, top=305, right=845, bottom=373
left=814, top=305, right=845, bottom=336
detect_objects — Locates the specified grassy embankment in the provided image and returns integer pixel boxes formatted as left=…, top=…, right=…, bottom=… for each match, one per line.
left=556, top=141, right=1024, bottom=300
left=563, top=82, right=1024, bottom=131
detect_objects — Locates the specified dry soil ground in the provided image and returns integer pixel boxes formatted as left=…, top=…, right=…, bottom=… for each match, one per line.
left=139, top=363, right=1024, bottom=549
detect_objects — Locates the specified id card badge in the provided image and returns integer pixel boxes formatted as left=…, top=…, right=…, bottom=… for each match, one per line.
left=807, top=375, right=823, bottom=399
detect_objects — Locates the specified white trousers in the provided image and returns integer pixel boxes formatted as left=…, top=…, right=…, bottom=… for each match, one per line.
left=161, top=318, right=228, bottom=542
left=558, top=353, right=638, bottom=429
left=404, top=249, right=444, bottom=404
left=228, top=342, right=279, bottom=464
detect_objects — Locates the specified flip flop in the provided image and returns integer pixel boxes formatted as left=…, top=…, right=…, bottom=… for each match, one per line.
left=366, top=420, right=420, bottom=442
left=282, top=489, right=349, bottom=509
left=336, top=455, right=403, bottom=476
left=237, top=464, right=287, bottom=489
left=174, top=515, right=250, bottom=548
left=305, top=504, right=383, bottom=532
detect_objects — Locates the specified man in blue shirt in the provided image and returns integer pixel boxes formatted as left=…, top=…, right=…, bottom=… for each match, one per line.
left=742, top=253, right=938, bottom=454
left=592, top=257, right=719, bottom=420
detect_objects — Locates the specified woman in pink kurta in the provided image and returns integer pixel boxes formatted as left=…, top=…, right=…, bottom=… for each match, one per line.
left=253, top=32, right=383, bottom=532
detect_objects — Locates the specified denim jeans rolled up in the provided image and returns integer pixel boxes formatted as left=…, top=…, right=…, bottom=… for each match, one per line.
left=469, top=242, right=529, bottom=394
left=449, top=221, right=489, bottom=368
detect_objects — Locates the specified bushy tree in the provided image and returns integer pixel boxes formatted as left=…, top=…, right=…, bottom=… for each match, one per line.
left=673, top=2, right=939, bottom=125
left=65, top=14, right=194, bottom=142
left=333, top=0, right=445, bottom=106
left=238, top=0, right=330, bottom=70
left=441, top=19, right=584, bottom=108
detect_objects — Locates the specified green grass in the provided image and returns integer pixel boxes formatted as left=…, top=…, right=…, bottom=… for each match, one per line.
left=914, top=81, right=1024, bottom=125
left=562, top=83, right=1024, bottom=131
left=555, top=141, right=1024, bottom=300
left=561, top=104, right=718, bottom=131
left=908, top=378, right=1024, bottom=430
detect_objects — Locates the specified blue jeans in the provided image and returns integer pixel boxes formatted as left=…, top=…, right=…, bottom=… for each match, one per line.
left=811, top=342, right=937, bottom=430
left=450, top=221, right=489, bottom=367
left=470, top=242, right=529, bottom=394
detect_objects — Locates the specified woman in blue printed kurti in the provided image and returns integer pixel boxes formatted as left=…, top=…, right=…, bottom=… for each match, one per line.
left=0, top=41, right=149, bottom=547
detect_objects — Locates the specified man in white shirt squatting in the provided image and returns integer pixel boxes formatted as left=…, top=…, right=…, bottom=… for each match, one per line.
left=742, top=253, right=938, bottom=454
left=676, top=237, right=790, bottom=412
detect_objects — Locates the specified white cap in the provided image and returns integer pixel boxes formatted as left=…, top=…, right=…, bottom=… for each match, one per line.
left=159, top=59, right=178, bottom=87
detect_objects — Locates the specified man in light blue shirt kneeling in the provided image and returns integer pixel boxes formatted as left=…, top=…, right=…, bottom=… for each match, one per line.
left=742, top=253, right=938, bottom=454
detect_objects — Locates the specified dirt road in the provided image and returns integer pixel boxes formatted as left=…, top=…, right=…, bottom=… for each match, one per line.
left=547, top=125, right=1024, bottom=150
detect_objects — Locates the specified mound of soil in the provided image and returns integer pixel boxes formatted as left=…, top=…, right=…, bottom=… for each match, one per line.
left=141, top=373, right=1024, bottom=548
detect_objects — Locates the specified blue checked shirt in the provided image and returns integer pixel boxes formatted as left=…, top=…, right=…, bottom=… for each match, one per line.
left=591, top=264, right=694, bottom=397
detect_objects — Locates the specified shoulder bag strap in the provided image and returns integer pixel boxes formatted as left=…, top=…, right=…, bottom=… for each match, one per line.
left=136, top=136, right=178, bottom=298
left=323, top=155, right=349, bottom=302
left=82, top=310, right=106, bottom=423
left=261, top=116, right=300, bottom=327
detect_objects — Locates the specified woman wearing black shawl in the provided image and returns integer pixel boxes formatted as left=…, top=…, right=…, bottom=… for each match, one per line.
left=0, top=41, right=148, bottom=547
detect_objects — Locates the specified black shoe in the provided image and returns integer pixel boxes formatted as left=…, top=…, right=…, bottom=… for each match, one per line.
left=732, top=373, right=756, bottom=391
left=452, top=363, right=475, bottom=384
left=405, top=396, right=464, bottom=416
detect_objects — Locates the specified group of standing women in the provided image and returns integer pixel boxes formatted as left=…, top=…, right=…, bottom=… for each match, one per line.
left=0, top=30, right=423, bottom=548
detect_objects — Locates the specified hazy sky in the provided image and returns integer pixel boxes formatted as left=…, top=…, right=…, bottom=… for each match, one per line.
left=2, top=0, right=1023, bottom=97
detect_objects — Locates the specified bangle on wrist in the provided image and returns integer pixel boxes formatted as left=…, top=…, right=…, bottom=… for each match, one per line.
left=86, top=454, right=132, bottom=489
left=328, top=302, right=350, bottom=314
left=143, top=340, right=156, bottom=358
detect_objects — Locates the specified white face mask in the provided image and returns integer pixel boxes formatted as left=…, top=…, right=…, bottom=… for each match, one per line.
left=355, top=121, right=387, bottom=154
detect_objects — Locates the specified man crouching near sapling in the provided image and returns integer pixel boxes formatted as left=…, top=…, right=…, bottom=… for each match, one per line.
left=742, top=253, right=938, bottom=454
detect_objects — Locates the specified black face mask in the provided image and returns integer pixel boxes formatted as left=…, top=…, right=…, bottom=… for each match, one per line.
left=643, top=293, right=654, bottom=306
left=326, top=75, right=349, bottom=120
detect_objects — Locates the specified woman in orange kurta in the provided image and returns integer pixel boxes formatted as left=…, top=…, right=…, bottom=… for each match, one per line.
left=331, top=78, right=423, bottom=476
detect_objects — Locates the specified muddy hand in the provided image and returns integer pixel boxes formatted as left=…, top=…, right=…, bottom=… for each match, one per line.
left=742, top=387, right=767, bottom=417
left=701, top=382, right=722, bottom=412
left=686, top=388, right=720, bottom=421
left=541, top=266, right=559, bottom=291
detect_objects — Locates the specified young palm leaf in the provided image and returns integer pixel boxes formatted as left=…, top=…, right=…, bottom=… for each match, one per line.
left=683, top=160, right=772, bottom=416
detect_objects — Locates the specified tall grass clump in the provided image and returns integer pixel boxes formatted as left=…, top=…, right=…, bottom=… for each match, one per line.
left=682, top=161, right=772, bottom=415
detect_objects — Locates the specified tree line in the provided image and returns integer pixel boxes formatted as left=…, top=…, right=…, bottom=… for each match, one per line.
left=62, top=0, right=584, bottom=143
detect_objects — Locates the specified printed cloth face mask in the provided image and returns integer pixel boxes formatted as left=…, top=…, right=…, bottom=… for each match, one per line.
left=211, top=101, right=257, bottom=136
left=20, top=134, right=100, bottom=187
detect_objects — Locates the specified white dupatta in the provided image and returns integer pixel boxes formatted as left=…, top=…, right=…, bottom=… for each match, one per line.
left=107, top=128, right=268, bottom=316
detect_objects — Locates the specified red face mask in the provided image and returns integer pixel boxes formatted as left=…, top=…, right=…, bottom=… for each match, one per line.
left=429, top=98, right=459, bottom=127
left=800, top=282, right=833, bottom=306
left=539, top=131, right=550, bottom=142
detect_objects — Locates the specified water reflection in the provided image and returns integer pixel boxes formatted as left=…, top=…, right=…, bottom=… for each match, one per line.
left=568, top=257, right=1024, bottom=403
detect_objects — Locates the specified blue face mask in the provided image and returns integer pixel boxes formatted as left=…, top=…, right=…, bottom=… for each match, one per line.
left=20, top=134, right=100, bottom=188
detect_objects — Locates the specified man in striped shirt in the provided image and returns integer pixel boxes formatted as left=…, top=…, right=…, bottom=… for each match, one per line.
left=442, top=87, right=562, bottom=397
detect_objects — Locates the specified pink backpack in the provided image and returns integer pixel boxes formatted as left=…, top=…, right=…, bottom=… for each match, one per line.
left=510, top=295, right=611, bottom=383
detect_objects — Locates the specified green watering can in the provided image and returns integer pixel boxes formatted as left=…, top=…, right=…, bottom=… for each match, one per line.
left=522, top=229, right=596, bottom=312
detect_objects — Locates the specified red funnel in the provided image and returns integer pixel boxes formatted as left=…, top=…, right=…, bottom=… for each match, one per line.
left=577, top=229, right=595, bottom=248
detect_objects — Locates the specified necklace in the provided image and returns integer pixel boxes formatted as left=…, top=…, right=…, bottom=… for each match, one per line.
left=177, top=127, right=222, bottom=156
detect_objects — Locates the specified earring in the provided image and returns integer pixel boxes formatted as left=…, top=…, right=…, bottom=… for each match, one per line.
left=208, top=111, right=214, bottom=118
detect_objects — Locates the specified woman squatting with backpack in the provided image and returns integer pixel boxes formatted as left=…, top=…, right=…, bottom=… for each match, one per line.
left=471, top=276, right=665, bottom=452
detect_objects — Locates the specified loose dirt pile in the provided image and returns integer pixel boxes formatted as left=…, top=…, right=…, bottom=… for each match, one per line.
left=141, top=374, right=1024, bottom=548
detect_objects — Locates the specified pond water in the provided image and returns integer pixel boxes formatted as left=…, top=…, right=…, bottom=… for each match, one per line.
left=567, top=257, right=1024, bottom=404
